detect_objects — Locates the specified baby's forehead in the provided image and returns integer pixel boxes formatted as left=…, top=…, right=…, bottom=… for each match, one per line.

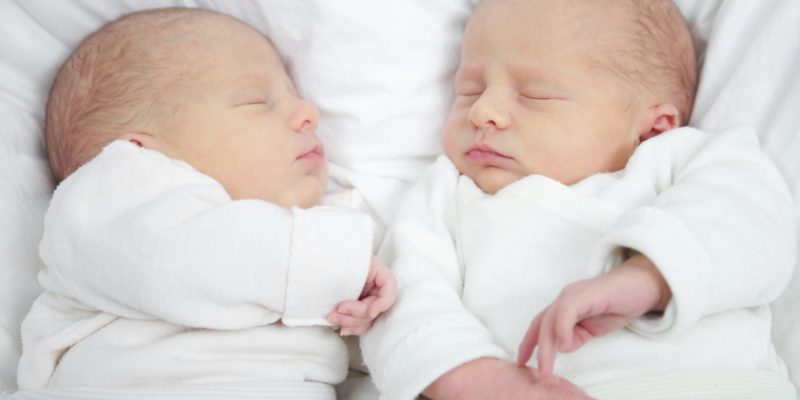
left=115, top=9, right=269, bottom=58
left=138, top=15, right=278, bottom=73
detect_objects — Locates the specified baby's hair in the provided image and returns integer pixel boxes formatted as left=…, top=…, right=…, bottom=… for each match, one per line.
left=594, top=0, right=697, bottom=123
left=44, top=7, right=221, bottom=182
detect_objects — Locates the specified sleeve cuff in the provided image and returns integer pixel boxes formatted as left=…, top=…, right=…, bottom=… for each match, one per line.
left=282, top=206, right=374, bottom=326
left=376, top=319, right=508, bottom=400
left=592, top=206, right=713, bottom=337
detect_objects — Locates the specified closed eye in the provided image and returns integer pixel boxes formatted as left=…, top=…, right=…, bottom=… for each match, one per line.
left=520, top=94, right=552, bottom=101
left=239, top=100, right=268, bottom=106
left=235, top=96, right=269, bottom=107
left=455, top=82, right=484, bottom=98
left=233, top=88, right=270, bottom=107
left=234, top=98, right=273, bottom=111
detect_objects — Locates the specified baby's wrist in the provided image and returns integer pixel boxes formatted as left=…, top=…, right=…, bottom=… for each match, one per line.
left=623, top=253, right=672, bottom=311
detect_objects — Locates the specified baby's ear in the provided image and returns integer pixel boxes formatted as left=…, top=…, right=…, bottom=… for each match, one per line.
left=638, top=104, right=680, bottom=142
left=118, top=132, right=161, bottom=150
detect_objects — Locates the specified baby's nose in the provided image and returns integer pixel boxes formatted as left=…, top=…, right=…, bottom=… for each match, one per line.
left=290, top=98, right=319, bottom=133
left=469, top=89, right=511, bottom=131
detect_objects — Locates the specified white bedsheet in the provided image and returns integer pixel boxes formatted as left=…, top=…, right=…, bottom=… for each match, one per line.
left=1, top=0, right=798, bottom=398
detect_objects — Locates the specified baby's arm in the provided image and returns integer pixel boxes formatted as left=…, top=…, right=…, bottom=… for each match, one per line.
left=517, top=254, right=669, bottom=376
left=519, top=127, right=795, bottom=374
left=425, top=358, right=590, bottom=400
left=38, top=143, right=374, bottom=329
left=595, top=127, right=796, bottom=335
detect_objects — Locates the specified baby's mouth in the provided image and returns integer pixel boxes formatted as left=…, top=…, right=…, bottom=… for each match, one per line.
left=466, top=143, right=512, bottom=165
left=298, top=144, right=325, bottom=162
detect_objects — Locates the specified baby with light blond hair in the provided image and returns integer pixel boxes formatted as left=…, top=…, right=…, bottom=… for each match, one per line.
left=20, top=8, right=395, bottom=397
left=362, top=1, right=797, bottom=399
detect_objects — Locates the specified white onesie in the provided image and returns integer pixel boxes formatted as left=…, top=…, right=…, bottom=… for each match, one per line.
left=19, top=140, right=375, bottom=397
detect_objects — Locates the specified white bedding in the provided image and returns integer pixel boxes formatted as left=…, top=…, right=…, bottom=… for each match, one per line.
left=1, top=0, right=798, bottom=398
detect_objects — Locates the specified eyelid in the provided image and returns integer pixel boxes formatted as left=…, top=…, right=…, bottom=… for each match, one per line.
left=518, top=82, right=563, bottom=100
left=233, top=89, right=269, bottom=106
left=455, top=83, right=485, bottom=97
left=239, top=100, right=268, bottom=107
left=520, top=94, right=552, bottom=100
left=458, top=91, right=483, bottom=97
left=519, top=89, right=561, bottom=101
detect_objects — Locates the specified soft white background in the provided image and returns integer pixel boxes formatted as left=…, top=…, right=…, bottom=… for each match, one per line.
left=1, top=0, right=798, bottom=395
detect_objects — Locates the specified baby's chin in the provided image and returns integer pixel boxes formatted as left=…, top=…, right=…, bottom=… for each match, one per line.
left=466, top=168, right=519, bottom=195
left=292, top=190, right=324, bottom=209
left=275, top=176, right=327, bottom=209
left=475, top=178, right=510, bottom=195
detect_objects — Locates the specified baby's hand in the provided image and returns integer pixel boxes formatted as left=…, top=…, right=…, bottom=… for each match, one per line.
left=328, top=256, right=397, bottom=335
left=517, top=254, right=671, bottom=378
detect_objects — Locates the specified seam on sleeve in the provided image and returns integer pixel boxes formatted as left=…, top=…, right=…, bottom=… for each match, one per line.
left=283, top=209, right=298, bottom=318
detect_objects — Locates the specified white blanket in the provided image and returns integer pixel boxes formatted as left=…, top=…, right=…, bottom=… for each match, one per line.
left=2, top=0, right=800, bottom=398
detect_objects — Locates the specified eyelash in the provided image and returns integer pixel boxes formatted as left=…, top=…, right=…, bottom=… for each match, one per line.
left=457, top=92, right=551, bottom=104
left=520, top=94, right=551, bottom=101
left=457, top=88, right=483, bottom=97
left=240, top=99, right=270, bottom=107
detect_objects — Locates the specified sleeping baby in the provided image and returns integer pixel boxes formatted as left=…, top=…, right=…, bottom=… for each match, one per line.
left=17, top=8, right=395, bottom=398
left=362, top=0, right=797, bottom=399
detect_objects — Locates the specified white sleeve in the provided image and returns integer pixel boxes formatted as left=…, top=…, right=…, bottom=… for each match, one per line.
left=594, top=127, right=796, bottom=336
left=38, top=142, right=373, bottom=329
left=361, top=157, right=508, bottom=400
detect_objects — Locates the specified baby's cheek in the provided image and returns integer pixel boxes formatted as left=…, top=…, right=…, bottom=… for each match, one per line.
left=441, top=127, right=461, bottom=157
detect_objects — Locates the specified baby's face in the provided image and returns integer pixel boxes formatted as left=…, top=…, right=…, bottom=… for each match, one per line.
left=156, top=20, right=326, bottom=208
left=443, top=0, right=643, bottom=194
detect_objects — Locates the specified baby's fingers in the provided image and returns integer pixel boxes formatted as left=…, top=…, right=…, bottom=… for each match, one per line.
left=335, top=299, right=371, bottom=319
left=367, top=290, right=395, bottom=319
left=367, top=270, right=397, bottom=318
left=518, top=307, right=546, bottom=366
left=328, top=311, right=371, bottom=333
left=537, top=306, right=559, bottom=379
left=341, top=321, right=373, bottom=336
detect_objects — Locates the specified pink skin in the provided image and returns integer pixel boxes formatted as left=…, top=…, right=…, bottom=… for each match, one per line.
left=424, top=358, right=591, bottom=400
left=517, top=254, right=671, bottom=379
left=328, top=256, right=397, bottom=335
left=297, top=144, right=325, bottom=163
left=464, top=142, right=516, bottom=169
